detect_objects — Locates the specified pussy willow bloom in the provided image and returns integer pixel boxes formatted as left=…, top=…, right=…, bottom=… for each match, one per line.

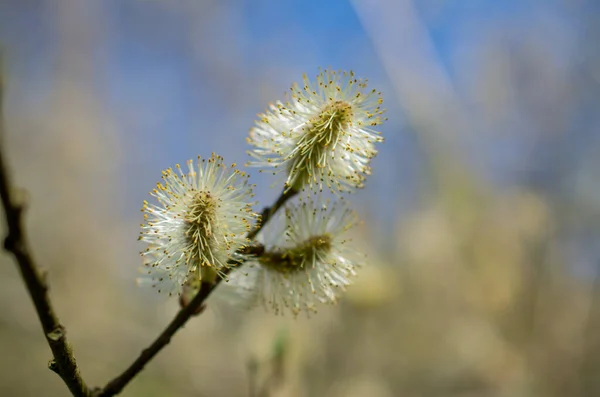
left=226, top=198, right=361, bottom=316
left=247, top=69, right=386, bottom=194
left=138, top=153, right=258, bottom=296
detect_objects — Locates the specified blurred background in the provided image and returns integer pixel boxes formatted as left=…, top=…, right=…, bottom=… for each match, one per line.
left=0, top=0, right=599, bottom=396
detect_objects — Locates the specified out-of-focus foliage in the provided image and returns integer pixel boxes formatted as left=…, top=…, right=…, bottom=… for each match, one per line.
left=0, top=0, right=599, bottom=396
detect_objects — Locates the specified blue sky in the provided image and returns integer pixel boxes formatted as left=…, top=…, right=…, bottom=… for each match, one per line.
left=0, top=0, right=597, bottom=248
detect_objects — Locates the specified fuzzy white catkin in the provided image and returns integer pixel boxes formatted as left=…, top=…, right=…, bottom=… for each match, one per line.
left=225, top=197, right=362, bottom=316
left=138, top=153, right=258, bottom=297
left=247, top=69, right=386, bottom=194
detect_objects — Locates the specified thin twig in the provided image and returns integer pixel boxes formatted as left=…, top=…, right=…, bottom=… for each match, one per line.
left=255, top=331, right=287, bottom=397
left=247, top=356, right=259, bottom=397
left=248, top=188, right=298, bottom=240
left=0, top=66, right=91, bottom=396
left=95, top=278, right=216, bottom=396
left=95, top=187, right=298, bottom=396
left=1, top=59, right=299, bottom=396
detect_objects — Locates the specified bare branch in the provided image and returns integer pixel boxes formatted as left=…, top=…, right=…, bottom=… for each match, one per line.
left=248, top=188, right=298, bottom=240
left=1, top=53, right=300, bottom=396
left=95, top=187, right=298, bottom=396
left=95, top=278, right=217, bottom=396
left=0, top=65, right=91, bottom=396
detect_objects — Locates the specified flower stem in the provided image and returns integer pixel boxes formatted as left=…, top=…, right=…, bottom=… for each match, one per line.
left=95, top=186, right=298, bottom=396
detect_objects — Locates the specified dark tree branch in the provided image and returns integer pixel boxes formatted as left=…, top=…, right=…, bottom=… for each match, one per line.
left=248, top=187, right=298, bottom=240
left=0, top=67, right=91, bottom=396
left=95, top=187, right=298, bottom=396
left=94, top=278, right=217, bottom=396
left=0, top=58, right=299, bottom=397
